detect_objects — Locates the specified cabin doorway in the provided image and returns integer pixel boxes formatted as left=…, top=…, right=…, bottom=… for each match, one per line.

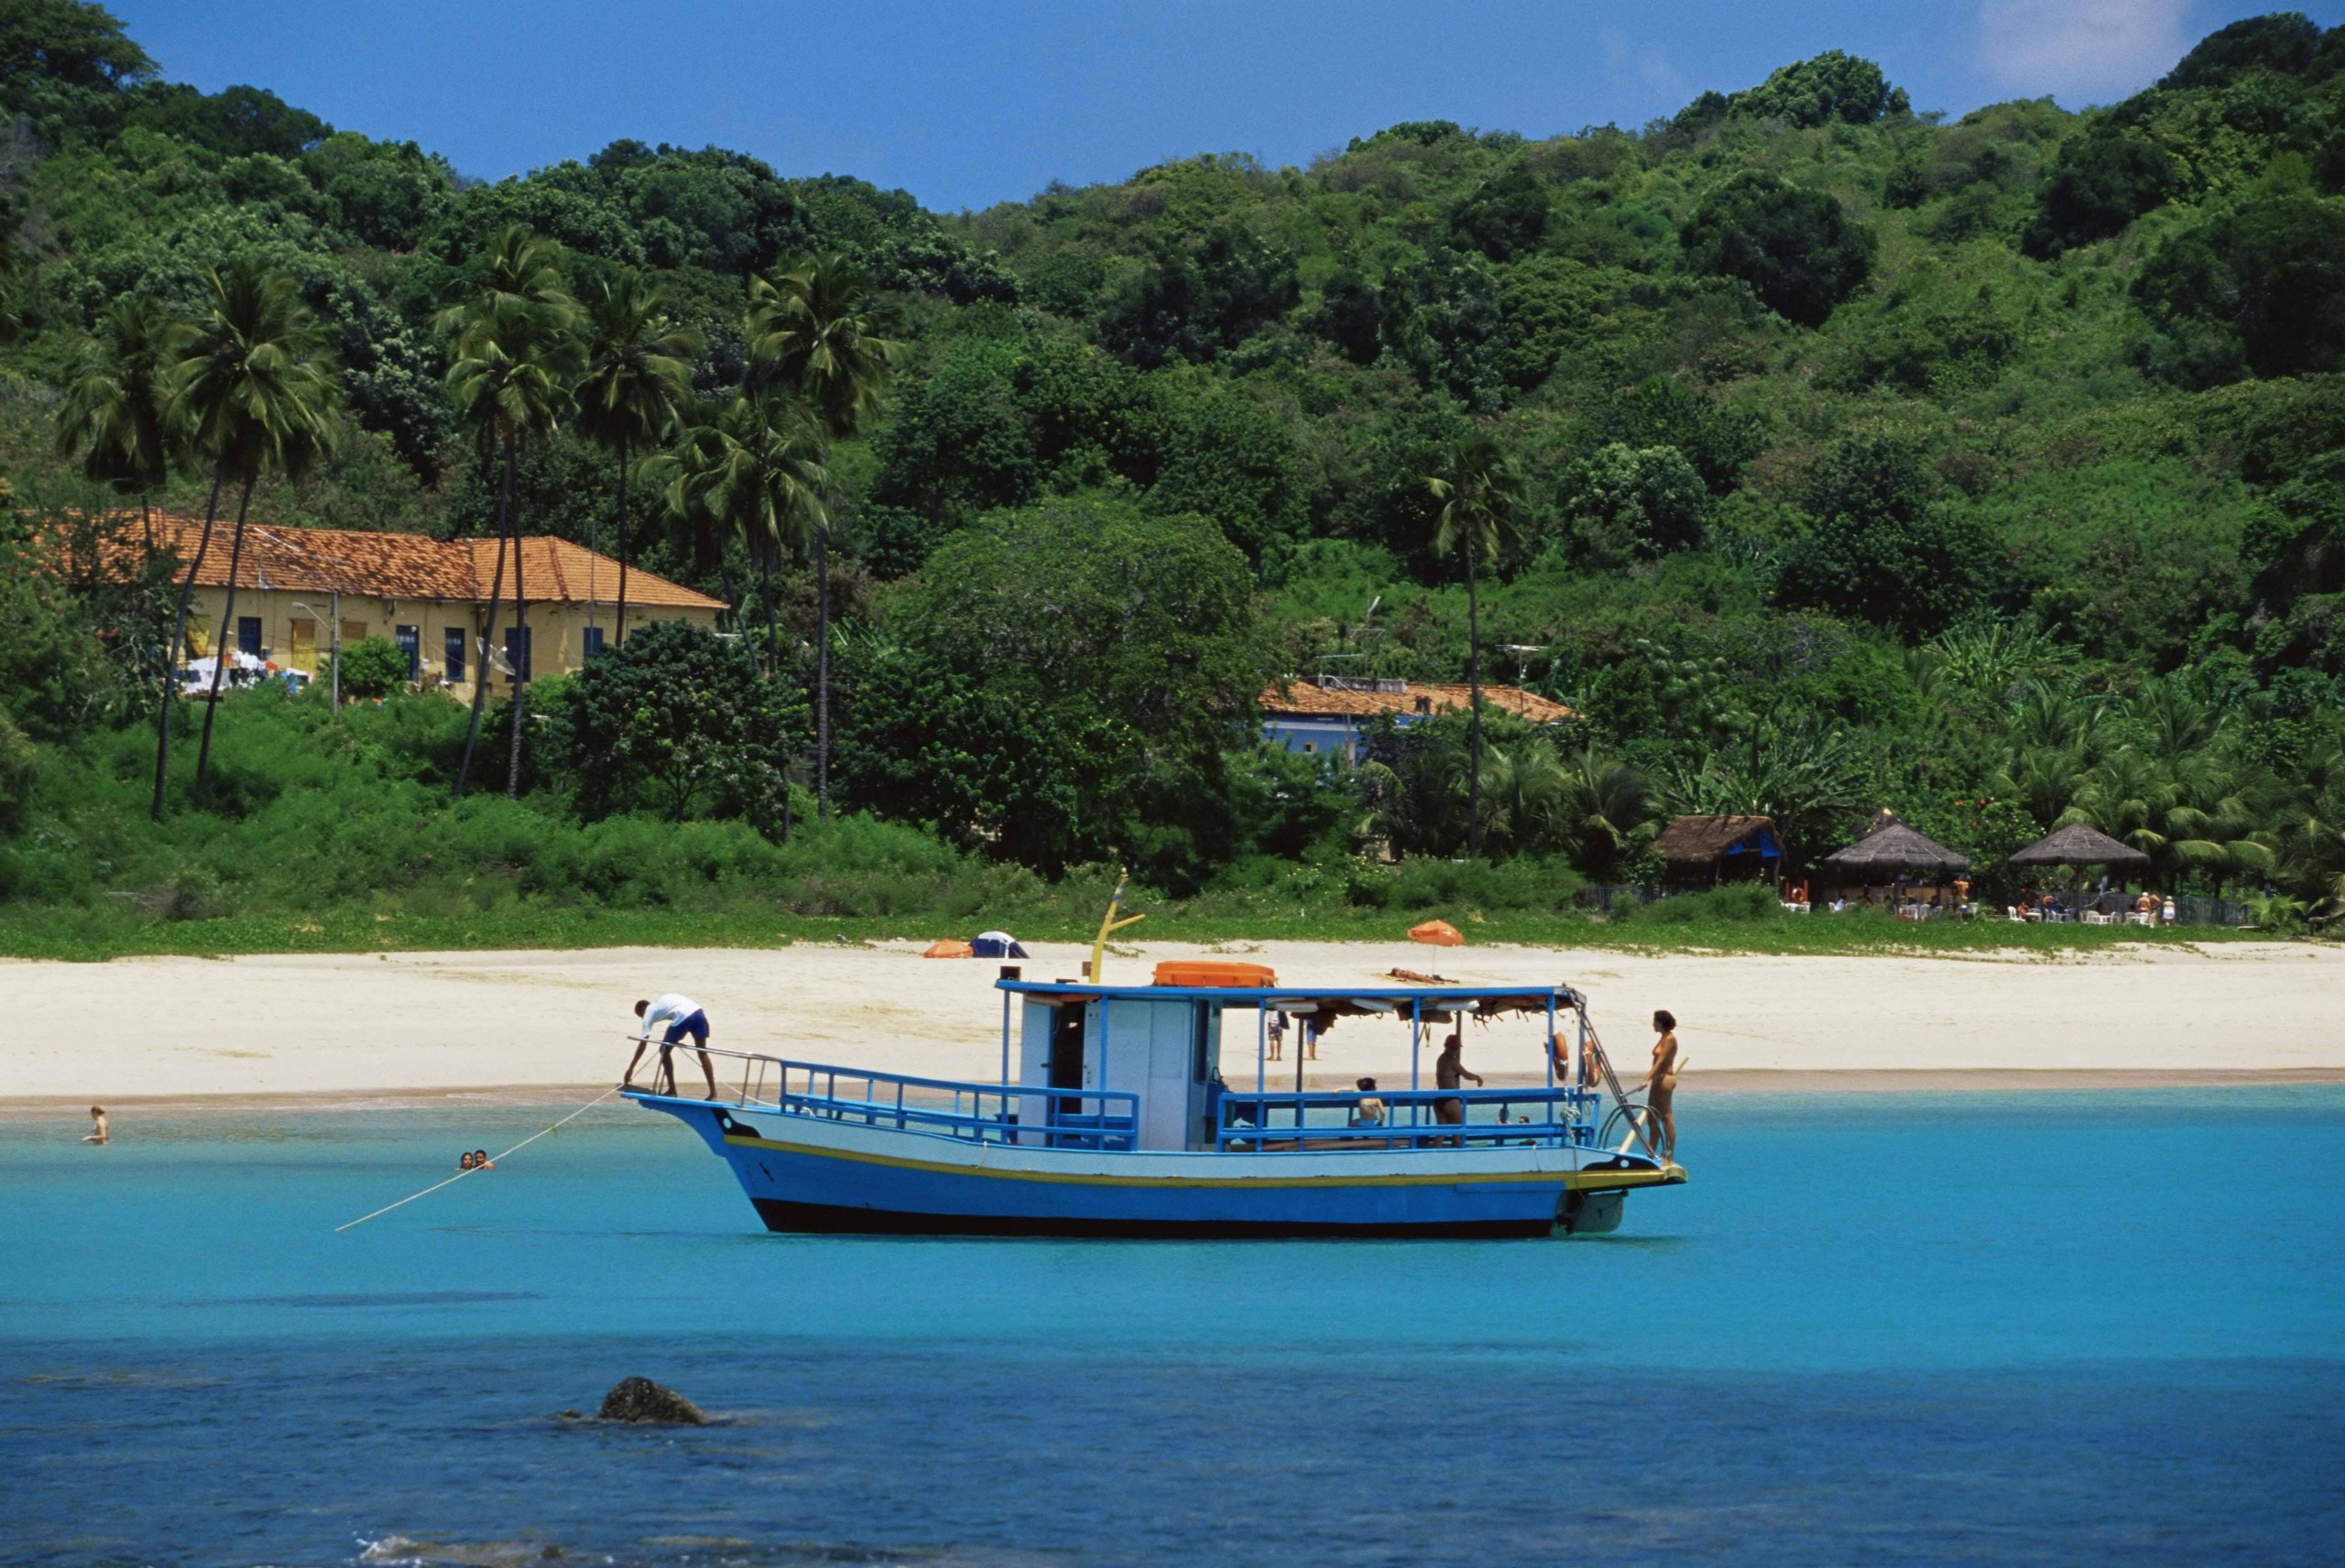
left=1046, top=1005, right=1086, bottom=1124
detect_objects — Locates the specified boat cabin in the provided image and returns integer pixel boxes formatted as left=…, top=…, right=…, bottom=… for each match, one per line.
left=996, top=964, right=1605, bottom=1155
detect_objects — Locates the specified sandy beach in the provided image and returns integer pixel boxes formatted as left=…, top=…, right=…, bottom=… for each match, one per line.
left=4, top=937, right=2342, bottom=1110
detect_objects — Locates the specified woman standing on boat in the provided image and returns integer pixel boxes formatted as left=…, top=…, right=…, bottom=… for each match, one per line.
left=1635, top=1011, right=1680, bottom=1166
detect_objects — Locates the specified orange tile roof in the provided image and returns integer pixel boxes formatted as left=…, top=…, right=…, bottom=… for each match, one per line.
left=462, top=535, right=723, bottom=610
left=1260, top=679, right=1576, bottom=724
left=85, top=514, right=725, bottom=610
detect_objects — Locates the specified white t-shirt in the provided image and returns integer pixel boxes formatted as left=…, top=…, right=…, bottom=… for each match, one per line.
left=639, top=993, right=702, bottom=1039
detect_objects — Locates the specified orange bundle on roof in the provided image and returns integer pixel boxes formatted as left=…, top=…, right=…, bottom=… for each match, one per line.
left=1407, top=920, right=1464, bottom=947
left=1153, top=960, right=1277, bottom=988
left=922, top=939, right=975, bottom=959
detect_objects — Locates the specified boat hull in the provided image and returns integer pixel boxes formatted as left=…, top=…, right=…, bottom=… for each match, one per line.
left=637, top=1094, right=1677, bottom=1238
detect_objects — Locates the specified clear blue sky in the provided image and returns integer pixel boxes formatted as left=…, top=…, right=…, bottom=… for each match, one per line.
left=113, top=1, right=2345, bottom=212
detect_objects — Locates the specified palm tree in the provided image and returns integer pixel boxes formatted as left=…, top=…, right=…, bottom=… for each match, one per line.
left=574, top=267, right=699, bottom=648
left=1666, top=712, right=1866, bottom=869
left=2274, top=736, right=2345, bottom=923
left=745, top=253, right=900, bottom=820
left=1424, top=433, right=1526, bottom=859
left=1550, top=745, right=1659, bottom=883
left=1480, top=739, right=1565, bottom=860
left=56, top=297, right=194, bottom=551
left=2162, top=756, right=2275, bottom=899
left=169, top=263, right=341, bottom=798
left=437, top=225, right=581, bottom=800
left=677, top=393, right=828, bottom=676
left=58, top=297, right=195, bottom=816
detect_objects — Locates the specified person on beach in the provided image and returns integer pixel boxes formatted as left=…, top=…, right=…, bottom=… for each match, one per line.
left=82, top=1105, right=108, bottom=1145
left=1635, top=1010, right=1681, bottom=1167
left=628, top=994, right=719, bottom=1097
left=1434, top=1029, right=1482, bottom=1143
left=1267, top=1010, right=1286, bottom=1062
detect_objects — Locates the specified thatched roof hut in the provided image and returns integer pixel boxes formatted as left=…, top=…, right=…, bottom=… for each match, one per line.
left=1821, top=812, right=1969, bottom=877
left=2006, top=822, right=2151, bottom=871
left=1653, top=814, right=1781, bottom=887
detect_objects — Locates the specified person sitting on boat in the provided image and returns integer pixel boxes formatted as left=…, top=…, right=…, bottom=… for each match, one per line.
left=1434, top=1030, right=1482, bottom=1142
left=628, top=994, right=720, bottom=1098
left=1349, top=1077, right=1385, bottom=1127
left=1634, top=1010, right=1681, bottom=1168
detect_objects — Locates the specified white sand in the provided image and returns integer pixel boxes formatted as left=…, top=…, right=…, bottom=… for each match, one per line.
left=4, top=938, right=2342, bottom=1106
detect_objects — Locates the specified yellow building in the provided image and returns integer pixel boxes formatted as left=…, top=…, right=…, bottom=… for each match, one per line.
left=142, top=515, right=727, bottom=702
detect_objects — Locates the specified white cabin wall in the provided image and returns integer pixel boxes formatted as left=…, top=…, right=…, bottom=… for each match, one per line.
left=1094, top=997, right=1204, bottom=1151
left=1016, top=999, right=1056, bottom=1146
left=1143, top=1003, right=1193, bottom=1152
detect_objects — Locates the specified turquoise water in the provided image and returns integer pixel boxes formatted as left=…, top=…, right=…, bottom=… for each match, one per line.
left=5, top=1088, right=2342, bottom=1564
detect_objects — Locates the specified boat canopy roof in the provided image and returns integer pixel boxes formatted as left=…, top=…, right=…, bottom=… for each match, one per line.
left=998, top=978, right=1583, bottom=1016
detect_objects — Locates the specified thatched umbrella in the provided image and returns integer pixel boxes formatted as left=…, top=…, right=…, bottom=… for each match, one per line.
left=1821, top=814, right=1969, bottom=877
left=2005, top=822, right=2151, bottom=872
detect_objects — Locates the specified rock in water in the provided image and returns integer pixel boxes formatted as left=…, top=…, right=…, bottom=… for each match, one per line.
left=597, top=1376, right=705, bottom=1424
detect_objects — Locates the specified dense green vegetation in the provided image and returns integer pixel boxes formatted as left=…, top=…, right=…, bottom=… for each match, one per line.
left=3, top=3, right=2343, bottom=954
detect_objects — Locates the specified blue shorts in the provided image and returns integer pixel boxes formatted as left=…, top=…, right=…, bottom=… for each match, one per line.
left=660, top=1010, right=709, bottom=1047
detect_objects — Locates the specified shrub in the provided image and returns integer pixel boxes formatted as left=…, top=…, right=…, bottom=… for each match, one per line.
left=1680, top=172, right=1875, bottom=328
left=329, top=636, right=411, bottom=701
left=548, top=619, right=802, bottom=828
left=1623, top=882, right=1785, bottom=924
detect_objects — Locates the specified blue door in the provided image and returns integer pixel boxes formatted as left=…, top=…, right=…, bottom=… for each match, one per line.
left=442, top=626, right=466, bottom=683
left=237, top=616, right=262, bottom=656
left=395, top=625, right=420, bottom=682
left=503, top=626, right=532, bottom=682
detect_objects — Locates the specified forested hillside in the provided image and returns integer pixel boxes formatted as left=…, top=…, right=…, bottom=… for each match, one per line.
left=3, top=1, right=2343, bottom=948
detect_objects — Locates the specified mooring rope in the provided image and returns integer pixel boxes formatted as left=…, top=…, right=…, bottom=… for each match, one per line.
left=333, top=1085, right=622, bottom=1233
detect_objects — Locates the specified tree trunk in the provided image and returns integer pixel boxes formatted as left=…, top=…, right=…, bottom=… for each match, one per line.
left=150, top=463, right=228, bottom=821
left=1466, top=549, right=1481, bottom=861
left=816, top=521, right=831, bottom=822
left=193, top=472, right=258, bottom=789
left=760, top=539, right=777, bottom=677
left=613, top=436, right=630, bottom=646
left=454, top=437, right=514, bottom=802
left=507, top=438, right=529, bottom=800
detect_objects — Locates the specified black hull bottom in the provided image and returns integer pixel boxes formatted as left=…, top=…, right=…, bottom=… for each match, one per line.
left=750, top=1197, right=1556, bottom=1239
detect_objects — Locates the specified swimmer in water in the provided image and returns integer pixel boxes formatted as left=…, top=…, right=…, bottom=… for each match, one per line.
left=82, top=1105, right=109, bottom=1144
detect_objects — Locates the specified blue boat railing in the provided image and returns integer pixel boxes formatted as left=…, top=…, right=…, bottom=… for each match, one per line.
left=1214, top=1086, right=1601, bottom=1152
left=643, top=1047, right=1598, bottom=1158
left=677, top=1046, right=1140, bottom=1152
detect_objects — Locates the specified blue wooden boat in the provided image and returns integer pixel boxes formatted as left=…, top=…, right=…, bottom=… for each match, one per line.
left=627, top=958, right=1685, bottom=1238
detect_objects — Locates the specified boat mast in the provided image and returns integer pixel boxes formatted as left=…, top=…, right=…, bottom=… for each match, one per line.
left=1086, top=866, right=1145, bottom=982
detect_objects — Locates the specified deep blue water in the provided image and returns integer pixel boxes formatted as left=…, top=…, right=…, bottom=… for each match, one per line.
left=4, top=1088, right=2341, bottom=1566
